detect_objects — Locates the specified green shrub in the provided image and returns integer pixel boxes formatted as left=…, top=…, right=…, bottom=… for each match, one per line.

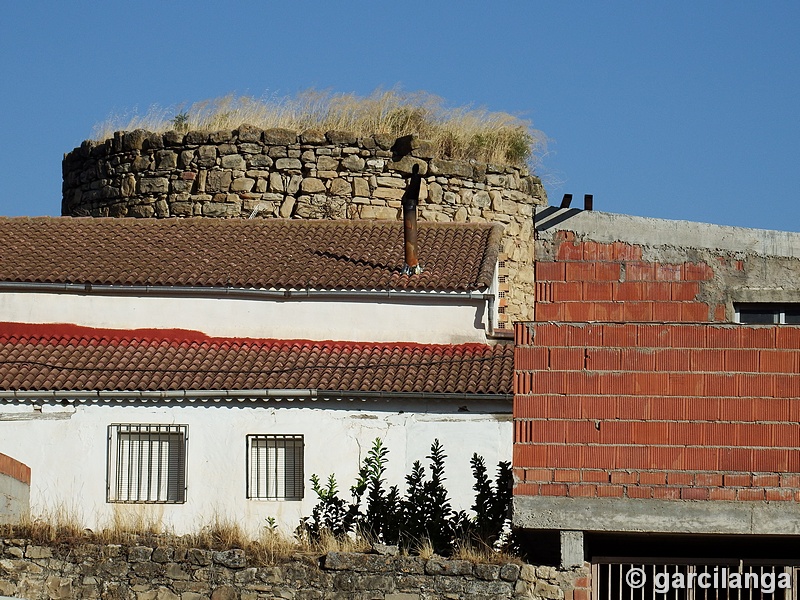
left=358, top=438, right=402, bottom=543
left=300, top=438, right=514, bottom=556
left=297, top=474, right=361, bottom=540
left=470, top=455, right=514, bottom=549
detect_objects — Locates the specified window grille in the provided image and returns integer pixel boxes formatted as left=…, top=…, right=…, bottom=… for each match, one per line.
left=247, top=435, right=304, bottom=500
left=107, top=424, right=187, bottom=503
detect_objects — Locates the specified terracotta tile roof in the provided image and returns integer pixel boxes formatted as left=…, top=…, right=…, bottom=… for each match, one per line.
left=0, top=217, right=502, bottom=292
left=0, top=323, right=512, bottom=397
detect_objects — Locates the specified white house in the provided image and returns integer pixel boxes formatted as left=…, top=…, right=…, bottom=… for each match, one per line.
left=0, top=217, right=512, bottom=534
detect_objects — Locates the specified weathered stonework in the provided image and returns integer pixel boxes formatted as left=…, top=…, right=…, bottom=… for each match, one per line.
left=0, top=538, right=589, bottom=600
left=62, top=128, right=548, bottom=323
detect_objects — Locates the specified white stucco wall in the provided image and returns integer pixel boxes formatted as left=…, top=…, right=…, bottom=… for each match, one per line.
left=0, top=400, right=511, bottom=535
left=0, top=292, right=489, bottom=344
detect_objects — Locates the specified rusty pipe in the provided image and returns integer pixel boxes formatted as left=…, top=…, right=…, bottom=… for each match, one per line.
left=403, top=205, right=419, bottom=272
left=401, top=164, right=423, bottom=275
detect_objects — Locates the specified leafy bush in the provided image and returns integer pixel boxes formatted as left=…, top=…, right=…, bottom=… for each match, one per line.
left=300, top=438, right=513, bottom=556
left=400, top=440, right=471, bottom=555
left=297, top=474, right=361, bottom=540
left=470, top=455, right=514, bottom=549
left=357, top=438, right=402, bottom=543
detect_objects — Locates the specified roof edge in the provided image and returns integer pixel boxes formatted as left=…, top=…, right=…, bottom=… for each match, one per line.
left=0, top=281, right=492, bottom=298
left=0, top=389, right=512, bottom=404
left=476, top=223, right=505, bottom=288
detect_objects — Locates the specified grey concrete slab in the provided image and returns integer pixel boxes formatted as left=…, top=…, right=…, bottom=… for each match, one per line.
left=514, top=496, right=800, bottom=536
left=534, top=209, right=800, bottom=259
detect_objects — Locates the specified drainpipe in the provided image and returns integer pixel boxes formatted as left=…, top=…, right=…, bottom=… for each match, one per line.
left=402, top=164, right=423, bottom=275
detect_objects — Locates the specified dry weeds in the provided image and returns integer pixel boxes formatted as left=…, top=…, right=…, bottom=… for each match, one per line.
left=92, top=88, right=544, bottom=167
left=453, top=540, right=523, bottom=565
left=415, top=538, right=436, bottom=560
left=1, top=507, right=520, bottom=565
left=0, top=513, right=381, bottom=566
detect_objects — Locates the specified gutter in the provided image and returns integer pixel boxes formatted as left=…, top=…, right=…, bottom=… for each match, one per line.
left=0, top=281, right=494, bottom=303
left=317, top=390, right=512, bottom=403
left=0, top=389, right=317, bottom=401
left=0, top=388, right=511, bottom=406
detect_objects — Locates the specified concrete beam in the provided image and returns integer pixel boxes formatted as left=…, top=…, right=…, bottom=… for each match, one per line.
left=732, top=288, right=800, bottom=303
left=514, top=496, right=800, bottom=536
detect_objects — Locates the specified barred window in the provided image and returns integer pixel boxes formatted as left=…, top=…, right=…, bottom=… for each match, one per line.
left=107, top=424, right=187, bottom=503
left=247, top=435, right=304, bottom=500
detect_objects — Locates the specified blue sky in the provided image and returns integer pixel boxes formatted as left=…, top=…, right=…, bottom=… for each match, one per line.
left=1, top=2, right=798, bottom=231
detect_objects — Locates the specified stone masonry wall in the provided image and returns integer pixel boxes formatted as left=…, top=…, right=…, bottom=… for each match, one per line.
left=0, top=538, right=590, bottom=600
left=62, top=128, right=548, bottom=324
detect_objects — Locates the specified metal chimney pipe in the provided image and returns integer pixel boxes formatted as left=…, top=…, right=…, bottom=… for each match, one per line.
left=402, top=164, right=423, bottom=275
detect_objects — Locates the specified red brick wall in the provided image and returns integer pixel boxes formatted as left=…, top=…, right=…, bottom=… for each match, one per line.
left=515, top=232, right=800, bottom=502
left=514, top=321, right=800, bottom=501
left=534, top=232, right=724, bottom=323
left=0, top=452, right=30, bottom=485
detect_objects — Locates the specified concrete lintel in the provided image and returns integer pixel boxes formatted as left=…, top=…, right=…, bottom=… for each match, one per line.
left=732, top=288, right=800, bottom=304
left=514, top=496, right=800, bottom=536
left=534, top=208, right=800, bottom=259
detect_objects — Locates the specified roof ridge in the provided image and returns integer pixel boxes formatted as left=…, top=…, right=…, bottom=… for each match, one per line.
left=476, top=223, right=505, bottom=289
left=0, top=322, right=506, bottom=352
left=0, top=216, right=495, bottom=227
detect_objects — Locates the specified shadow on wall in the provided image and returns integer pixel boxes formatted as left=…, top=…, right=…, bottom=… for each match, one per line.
left=0, top=452, right=30, bottom=524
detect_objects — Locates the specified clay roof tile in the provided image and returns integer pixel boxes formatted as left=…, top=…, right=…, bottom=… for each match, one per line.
left=0, top=217, right=502, bottom=292
left=0, top=323, right=512, bottom=397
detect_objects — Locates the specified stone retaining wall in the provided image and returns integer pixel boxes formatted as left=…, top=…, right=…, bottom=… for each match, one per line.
left=62, top=128, right=548, bottom=323
left=0, top=538, right=590, bottom=600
